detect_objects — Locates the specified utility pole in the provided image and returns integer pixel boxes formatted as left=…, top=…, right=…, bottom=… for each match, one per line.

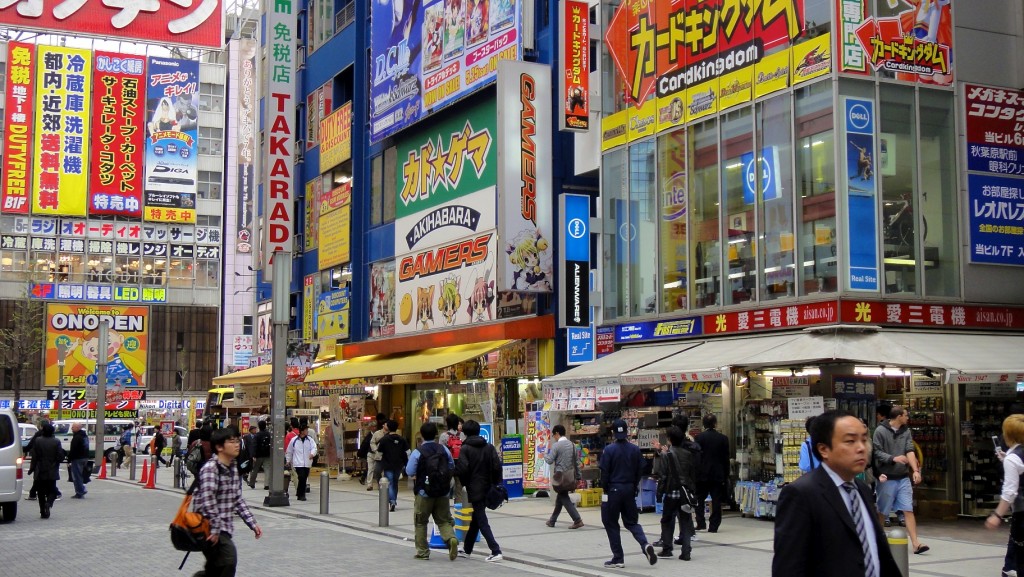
left=94, top=320, right=110, bottom=464
left=56, top=342, right=68, bottom=420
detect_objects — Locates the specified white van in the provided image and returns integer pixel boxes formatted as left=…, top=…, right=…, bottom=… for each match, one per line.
left=0, top=407, right=24, bottom=521
left=52, top=419, right=134, bottom=462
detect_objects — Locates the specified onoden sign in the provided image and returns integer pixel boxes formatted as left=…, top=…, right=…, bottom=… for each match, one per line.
left=45, top=304, right=149, bottom=388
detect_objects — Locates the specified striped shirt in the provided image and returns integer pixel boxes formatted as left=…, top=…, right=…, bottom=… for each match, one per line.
left=193, top=457, right=257, bottom=537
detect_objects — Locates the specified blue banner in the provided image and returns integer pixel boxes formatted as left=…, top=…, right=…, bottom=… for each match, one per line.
left=143, top=57, right=199, bottom=223
left=615, top=316, right=702, bottom=343
left=843, top=97, right=878, bottom=291
left=500, top=435, right=524, bottom=499
left=967, top=173, right=1024, bottom=265
left=566, top=325, right=594, bottom=364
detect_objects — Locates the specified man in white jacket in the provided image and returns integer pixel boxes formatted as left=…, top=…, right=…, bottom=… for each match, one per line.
left=286, top=424, right=318, bottom=501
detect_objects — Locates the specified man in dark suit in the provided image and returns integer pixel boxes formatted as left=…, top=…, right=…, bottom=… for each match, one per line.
left=694, top=414, right=730, bottom=532
left=772, top=410, right=901, bottom=577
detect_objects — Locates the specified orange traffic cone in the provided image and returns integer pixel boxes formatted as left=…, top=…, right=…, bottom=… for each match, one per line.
left=145, top=459, right=157, bottom=489
left=138, top=458, right=149, bottom=484
left=98, top=456, right=107, bottom=480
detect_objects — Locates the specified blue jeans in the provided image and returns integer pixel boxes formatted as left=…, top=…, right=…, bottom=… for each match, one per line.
left=384, top=469, right=398, bottom=504
left=70, top=458, right=87, bottom=497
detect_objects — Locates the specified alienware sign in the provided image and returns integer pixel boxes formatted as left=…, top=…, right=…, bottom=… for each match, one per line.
left=559, top=194, right=590, bottom=327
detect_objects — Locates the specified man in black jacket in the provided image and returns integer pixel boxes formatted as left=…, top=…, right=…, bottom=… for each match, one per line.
left=379, top=420, right=409, bottom=511
left=455, top=420, right=503, bottom=562
left=695, top=414, right=730, bottom=532
left=29, top=422, right=64, bottom=518
left=248, top=419, right=272, bottom=489
left=68, top=422, right=89, bottom=498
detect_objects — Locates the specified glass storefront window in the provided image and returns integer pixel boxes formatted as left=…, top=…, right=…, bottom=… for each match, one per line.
left=918, top=89, right=960, bottom=297
left=630, top=141, right=658, bottom=315
left=659, top=128, right=688, bottom=313
left=602, top=147, right=627, bottom=321
left=56, top=254, right=86, bottom=283
left=721, top=107, right=755, bottom=305
left=756, top=93, right=796, bottom=300
left=880, top=84, right=919, bottom=295
left=689, top=118, right=720, bottom=309
left=114, top=252, right=141, bottom=285
left=795, top=80, right=837, bottom=295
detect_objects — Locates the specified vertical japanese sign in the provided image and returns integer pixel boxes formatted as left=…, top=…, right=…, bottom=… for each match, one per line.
left=45, top=304, right=149, bottom=389
left=303, top=274, right=316, bottom=341
left=304, top=175, right=322, bottom=253
left=90, top=52, right=146, bottom=217
left=559, top=193, right=590, bottom=327
left=143, top=57, right=199, bottom=224
left=263, top=0, right=297, bottom=271
left=559, top=0, right=590, bottom=131
left=843, top=97, right=879, bottom=291
left=236, top=39, right=257, bottom=253
left=32, top=45, right=91, bottom=217
left=963, top=83, right=1024, bottom=177
left=836, top=0, right=867, bottom=73
left=2, top=42, right=35, bottom=214
left=497, top=61, right=554, bottom=293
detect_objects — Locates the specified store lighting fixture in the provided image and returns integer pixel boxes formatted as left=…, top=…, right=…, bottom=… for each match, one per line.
left=762, top=368, right=821, bottom=377
left=725, top=162, right=743, bottom=170
left=802, top=140, right=825, bottom=149
left=854, top=365, right=911, bottom=376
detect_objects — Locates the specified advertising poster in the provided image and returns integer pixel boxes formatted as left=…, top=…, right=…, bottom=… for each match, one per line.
left=45, top=304, right=149, bottom=388
left=143, top=57, right=199, bottom=224
left=319, top=101, right=352, bottom=173
left=559, top=0, right=590, bottom=131
left=90, top=52, right=146, bottom=217
left=303, top=274, right=316, bottom=341
left=232, top=335, right=253, bottom=368
left=497, top=61, right=553, bottom=293
left=791, top=33, right=831, bottom=85
left=851, top=0, right=953, bottom=85
left=316, top=288, right=350, bottom=340
left=318, top=182, right=352, bottom=270
left=263, top=0, right=298, bottom=271
left=753, top=48, right=791, bottom=99
left=32, top=45, right=92, bottom=217
left=306, top=91, right=319, bottom=150
left=236, top=39, right=257, bottom=253
left=256, top=311, right=272, bottom=357
left=523, top=410, right=551, bottom=490
left=368, top=0, right=523, bottom=143
left=500, top=435, right=524, bottom=498
left=967, top=174, right=1024, bottom=266
left=843, top=97, right=879, bottom=291
left=369, top=260, right=397, bottom=338
left=964, top=84, right=1024, bottom=177
left=717, top=67, right=753, bottom=113
left=559, top=193, right=591, bottom=327
left=304, top=176, right=322, bottom=253
left=2, top=42, right=35, bottom=215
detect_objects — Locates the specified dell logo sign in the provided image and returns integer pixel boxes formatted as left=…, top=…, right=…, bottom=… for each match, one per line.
left=567, top=217, right=586, bottom=239
left=849, top=104, right=870, bottom=131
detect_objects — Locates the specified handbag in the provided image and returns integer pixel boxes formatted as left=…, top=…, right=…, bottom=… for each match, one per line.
left=486, top=483, right=508, bottom=510
left=551, top=443, right=579, bottom=492
left=169, top=478, right=211, bottom=569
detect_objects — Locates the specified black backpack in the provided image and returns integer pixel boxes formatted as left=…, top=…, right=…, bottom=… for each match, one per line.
left=256, top=431, right=272, bottom=458
left=184, top=443, right=205, bottom=477
left=418, top=443, right=453, bottom=498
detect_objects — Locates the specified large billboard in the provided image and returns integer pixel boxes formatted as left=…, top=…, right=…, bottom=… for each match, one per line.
left=235, top=39, right=257, bottom=253
left=90, top=52, right=146, bottom=217
left=0, top=2, right=223, bottom=49
left=32, top=45, right=92, bottom=217
left=263, top=0, right=298, bottom=270
left=143, top=57, right=199, bottom=224
left=849, top=0, right=953, bottom=85
left=316, top=288, right=350, bottom=340
left=1, top=42, right=35, bottom=214
left=369, top=0, right=523, bottom=143
left=45, top=304, right=149, bottom=389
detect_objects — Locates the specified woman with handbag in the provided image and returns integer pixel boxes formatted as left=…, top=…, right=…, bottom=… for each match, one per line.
left=544, top=425, right=584, bottom=529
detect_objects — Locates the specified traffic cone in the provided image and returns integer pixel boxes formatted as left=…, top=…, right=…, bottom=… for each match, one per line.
left=145, top=459, right=157, bottom=489
left=98, top=456, right=107, bottom=480
left=138, top=458, right=149, bottom=484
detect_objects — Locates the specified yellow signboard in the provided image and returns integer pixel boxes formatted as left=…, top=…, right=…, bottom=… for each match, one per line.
left=32, top=45, right=91, bottom=216
left=318, top=182, right=351, bottom=270
left=319, top=101, right=352, bottom=173
left=718, top=67, right=753, bottom=113
left=45, top=304, right=148, bottom=388
left=627, top=98, right=658, bottom=142
left=656, top=93, right=686, bottom=134
left=685, top=78, right=719, bottom=124
left=754, top=48, right=790, bottom=99
left=792, top=33, right=832, bottom=86
left=601, top=109, right=628, bottom=151
left=303, top=274, right=315, bottom=341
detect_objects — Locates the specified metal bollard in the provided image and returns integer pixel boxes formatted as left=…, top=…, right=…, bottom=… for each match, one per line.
left=173, top=459, right=181, bottom=489
left=887, top=527, right=910, bottom=577
left=129, top=453, right=137, bottom=480
left=150, top=455, right=158, bottom=485
left=378, top=476, right=390, bottom=527
left=109, top=454, right=117, bottom=477
left=320, top=470, right=329, bottom=515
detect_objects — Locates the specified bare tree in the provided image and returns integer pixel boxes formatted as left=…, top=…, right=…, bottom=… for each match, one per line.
left=0, top=296, right=44, bottom=405
left=176, top=347, right=190, bottom=423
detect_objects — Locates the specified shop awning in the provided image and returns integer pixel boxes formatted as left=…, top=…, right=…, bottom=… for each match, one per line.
left=732, top=329, right=948, bottom=369
left=543, top=341, right=702, bottom=386
left=211, top=364, right=272, bottom=386
left=892, top=331, right=1024, bottom=384
left=304, top=340, right=512, bottom=382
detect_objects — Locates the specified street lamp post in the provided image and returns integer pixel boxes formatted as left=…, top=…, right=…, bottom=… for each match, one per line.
left=56, top=342, right=68, bottom=421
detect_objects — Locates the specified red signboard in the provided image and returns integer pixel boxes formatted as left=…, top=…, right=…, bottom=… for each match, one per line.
left=703, top=300, right=839, bottom=335
left=61, top=400, right=139, bottom=410
left=596, top=327, right=615, bottom=358
left=0, top=2, right=223, bottom=49
left=560, top=0, right=590, bottom=131
left=839, top=300, right=1024, bottom=330
left=851, top=1, right=953, bottom=86
left=1, top=42, right=35, bottom=214
left=90, top=51, right=146, bottom=217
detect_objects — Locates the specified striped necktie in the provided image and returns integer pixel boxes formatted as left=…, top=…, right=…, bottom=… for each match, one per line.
left=842, top=482, right=877, bottom=577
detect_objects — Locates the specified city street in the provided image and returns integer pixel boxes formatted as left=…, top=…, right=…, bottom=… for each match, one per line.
left=0, top=459, right=1010, bottom=577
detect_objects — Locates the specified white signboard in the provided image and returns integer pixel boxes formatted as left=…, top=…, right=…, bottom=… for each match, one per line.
left=596, top=384, right=621, bottom=403
left=262, top=0, right=297, bottom=272
left=787, top=396, right=825, bottom=420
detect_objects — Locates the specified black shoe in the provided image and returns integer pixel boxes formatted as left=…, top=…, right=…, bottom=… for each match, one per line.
left=657, top=550, right=674, bottom=558
left=652, top=539, right=665, bottom=548
left=40, top=507, right=50, bottom=519
left=679, top=552, right=691, bottom=561
left=643, top=544, right=658, bottom=565
left=695, top=525, right=706, bottom=531
left=389, top=502, right=396, bottom=512
left=707, top=528, right=718, bottom=533
left=674, top=537, right=684, bottom=545
left=297, top=496, right=306, bottom=501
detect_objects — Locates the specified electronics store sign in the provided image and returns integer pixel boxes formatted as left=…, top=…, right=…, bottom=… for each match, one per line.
left=30, top=283, right=167, bottom=303
left=615, top=316, right=702, bottom=343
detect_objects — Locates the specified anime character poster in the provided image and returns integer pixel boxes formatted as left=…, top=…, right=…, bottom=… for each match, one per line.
left=45, top=304, right=148, bottom=389
left=489, top=0, right=515, bottom=34
left=369, top=260, right=397, bottom=338
left=422, top=1, right=445, bottom=72
left=465, top=0, right=488, bottom=46
left=370, top=0, right=424, bottom=142
left=443, top=0, right=465, bottom=60
left=853, top=0, right=953, bottom=86
left=143, top=57, right=199, bottom=223
left=523, top=409, right=551, bottom=490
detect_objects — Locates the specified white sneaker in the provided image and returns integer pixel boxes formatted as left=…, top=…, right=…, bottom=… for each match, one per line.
left=485, top=553, right=503, bottom=562
left=457, top=549, right=470, bottom=559
left=1003, top=570, right=1017, bottom=577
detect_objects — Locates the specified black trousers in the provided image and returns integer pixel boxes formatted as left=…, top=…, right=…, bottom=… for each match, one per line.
left=32, top=479, right=56, bottom=513
left=295, top=467, right=310, bottom=499
left=1011, top=512, right=1024, bottom=576
left=199, top=533, right=237, bottom=577
left=695, top=480, right=724, bottom=531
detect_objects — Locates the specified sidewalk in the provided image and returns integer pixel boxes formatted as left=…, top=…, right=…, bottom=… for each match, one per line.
left=127, top=459, right=1007, bottom=576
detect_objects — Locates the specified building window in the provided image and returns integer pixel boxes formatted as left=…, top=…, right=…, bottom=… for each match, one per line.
left=199, top=82, right=225, bottom=113
left=919, top=89, right=959, bottom=298
left=795, top=79, right=837, bottom=296
left=630, top=140, right=658, bottom=315
left=689, top=117, right=720, bottom=310
left=658, top=127, right=687, bottom=313
left=756, top=92, right=796, bottom=301
left=195, top=260, right=220, bottom=288
left=879, top=83, right=919, bottom=296
left=721, top=106, right=755, bottom=306
left=196, top=215, right=222, bottom=227
left=371, top=153, right=383, bottom=227
left=383, top=146, right=397, bottom=223
left=198, top=170, right=222, bottom=200
left=143, top=257, right=167, bottom=286
left=198, top=127, right=223, bottom=156
left=0, top=246, right=29, bottom=281
left=168, top=257, right=194, bottom=288
left=601, top=147, right=627, bottom=321
left=242, top=315, right=253, bottom=336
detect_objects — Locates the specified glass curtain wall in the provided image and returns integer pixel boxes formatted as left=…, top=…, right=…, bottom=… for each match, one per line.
left=756, top=93, right=796, bottom=300
left=795, top=80, right=837, bottom=294
left=630, top=141, right=658, bottom=316
left=689, top=118, right=720, bottom=309
left=602, top=148, right=627, bottom=321
left=659, top=127, right=688, bottom=313
left=879, top=84, right=919, bottom=295
left=918, top=89, right=960, bottom=297
left=721, top=107, right=755, bottom=305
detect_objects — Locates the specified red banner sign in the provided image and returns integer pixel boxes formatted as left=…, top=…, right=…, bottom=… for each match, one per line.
left=703, top=300, right=839, bottom=335
left=560, top=0, right=590, bottom=131
left=1, top=42, right=35, bottom=214
left=0, top=2, right=223, bottom=49
left=851, top=1, right=953, bottom=86
left=90, top=51, right=146, bottom=217
left=839, top=300, right=1024, bottom=330
left=61, top=400, right=139, bottom=410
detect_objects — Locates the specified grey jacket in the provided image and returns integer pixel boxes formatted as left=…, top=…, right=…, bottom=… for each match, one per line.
left=544, top=436, right=579, bottom=481
left=872, top=421, right=913, bottom=479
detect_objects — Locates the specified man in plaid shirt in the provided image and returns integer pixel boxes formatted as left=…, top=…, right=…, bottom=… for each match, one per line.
left=193, top=427, right=263, bottom=576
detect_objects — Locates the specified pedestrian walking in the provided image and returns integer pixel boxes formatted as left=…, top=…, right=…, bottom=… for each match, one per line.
left=68, top=422, right=89, bottom=499
left=119, top=423, right=135, bottom=469
left=654, top=425, right=698, bottom=561
left=28, top=421, right=64, bottom=519
left=986, top=414, right=1024, bottom=577
left=653, top=415, right=701, bottom=549
left=170, top=428, right=184, bottom=469
left=192, top=427, right=263, bottom=576
left=694, top=414, right=730, bottom=532
left=406, top=422, right=460, bottom=561
left=248, top=420, right=272, bottom=489
left=285, top=424, right=317, bottom=501
left=455, top=419, right=504, bottom=562
left=379, top=419, right=409, bottom=511
left=544, top=424, right=583, bottom=529
left=367, top=413, right=388, bottom=491
left=24, top=418, right=46, bottom=501
left=153, top=429, right=168, bottom=467
left=439, top=413, right=467, bottom=505
left=600, top=418, right=658, bottom=568
left=873, top=405, right=928, bottom=554
left=772, top=410, right=901, bottom=577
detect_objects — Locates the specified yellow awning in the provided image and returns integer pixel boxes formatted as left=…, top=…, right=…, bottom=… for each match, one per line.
left=305, top=340, right=512, bottom=382
left=211, top=364, right=272, bottom=386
